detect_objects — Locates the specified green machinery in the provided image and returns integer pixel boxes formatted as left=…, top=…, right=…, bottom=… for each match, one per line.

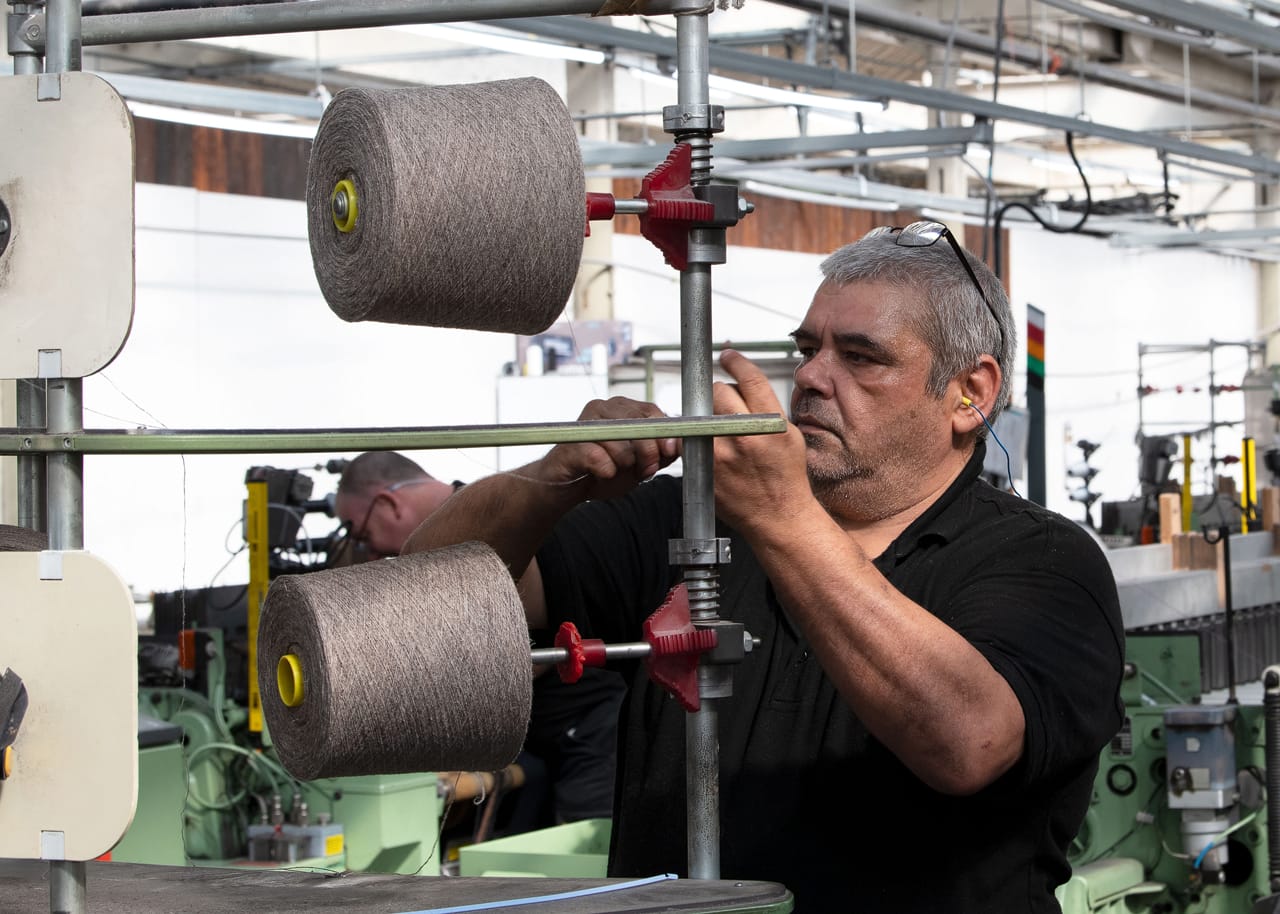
left=1060, top=633, right=1279, bottom=913
left=112, top=465, right=458, bottom=875
left=114, top=625, right=447, bottom=875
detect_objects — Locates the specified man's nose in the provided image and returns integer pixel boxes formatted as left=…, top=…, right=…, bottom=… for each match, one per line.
left=793, top=351, right=835, bottom=397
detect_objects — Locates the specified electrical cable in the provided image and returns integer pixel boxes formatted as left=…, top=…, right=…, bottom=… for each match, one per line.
left=395, top=873, right=679, bottom=914
left=1193, top=808, right=1260, bottom=869
left=963, top=397, right=1022, bottom=498
left=991, top=131, right=1093, bottom=281
left=186, top=741, right=287, bottom=799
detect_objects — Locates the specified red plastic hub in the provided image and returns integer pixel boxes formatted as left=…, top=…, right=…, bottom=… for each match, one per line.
left=637, top=145, right=715, bottom=271
left=554, top=622, right=607, bottom=684
left=643, top=584, right=717, bottom=712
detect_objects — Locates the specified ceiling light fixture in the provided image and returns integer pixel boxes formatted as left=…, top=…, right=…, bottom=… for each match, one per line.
left=125, top=101, right=318, bottom=139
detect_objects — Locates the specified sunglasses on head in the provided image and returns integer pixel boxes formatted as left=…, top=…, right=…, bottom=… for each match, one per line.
left=865, top=220, right=1004, bottom=356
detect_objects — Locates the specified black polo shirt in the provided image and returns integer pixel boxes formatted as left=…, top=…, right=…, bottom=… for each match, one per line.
left=537, top=443, right=1125, bottom=913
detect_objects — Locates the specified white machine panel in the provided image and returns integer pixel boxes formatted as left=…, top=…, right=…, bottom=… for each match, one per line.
left=0, top=72, right=135, bottom=379
left=0, top=551, right=138, bottom=860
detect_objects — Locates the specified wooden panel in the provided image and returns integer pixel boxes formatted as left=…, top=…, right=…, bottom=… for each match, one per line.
left=133, top=118, right=309, bottom=201
left=1159, top=492, right=1183, bottom=544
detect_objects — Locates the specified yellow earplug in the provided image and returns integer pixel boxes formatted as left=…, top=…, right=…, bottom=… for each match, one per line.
left=961, top=396, right=973, bottom=407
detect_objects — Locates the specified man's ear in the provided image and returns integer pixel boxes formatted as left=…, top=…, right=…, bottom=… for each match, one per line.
left=953, top=355, right=1001, bottom=433
left=379, top=490, right=405, bottom=519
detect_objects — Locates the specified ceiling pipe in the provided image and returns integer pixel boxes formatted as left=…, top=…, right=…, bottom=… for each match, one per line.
left=763, top=0, right=1280, bottom=126
left=496, top=15, right=1280, bottom=177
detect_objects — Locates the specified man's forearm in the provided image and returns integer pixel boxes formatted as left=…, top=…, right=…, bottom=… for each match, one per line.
left=400, top=466, right=586, bottom=628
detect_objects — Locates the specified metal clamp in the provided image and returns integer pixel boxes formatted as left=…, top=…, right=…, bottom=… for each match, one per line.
left=6, top=7, right=40, bottom=58
left=662, top=103, right=725, bottom=135
left=669, top=537, right=732, bottom=565
left=694, top=619, right=754, bottom=666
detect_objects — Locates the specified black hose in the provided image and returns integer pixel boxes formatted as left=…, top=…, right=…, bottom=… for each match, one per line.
left=1264, top=665, right=1280, bottom=891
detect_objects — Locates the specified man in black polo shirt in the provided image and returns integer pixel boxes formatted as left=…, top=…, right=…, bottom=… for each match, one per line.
left=404, top=222, right=1125, bottom=912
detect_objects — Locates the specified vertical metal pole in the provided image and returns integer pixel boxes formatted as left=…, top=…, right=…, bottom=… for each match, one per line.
left=44, top=4, right=86, bottom=913
left=674, top=8, right=720, bottom=883
left=1263, top=665, right=1280, bottom=893
left=44, top=378, right=84, bottom=551
left=42, top=0, right=79, bottom=72
left=10, top=2, right=46, bottom=531
left=1209, top=342, right=1219, bottom=476
left=17, top=380, right=48, bottom=532
left=46, top=380, right=85, bottom=905
left=1221, top=525, right=1237, bottom=705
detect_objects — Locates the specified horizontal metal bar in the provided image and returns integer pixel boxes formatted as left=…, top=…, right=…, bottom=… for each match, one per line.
left=530, top=642, right=652, bottom=665
left=98, top=70, right=324, bottom=118
left=1095, top=0, right=1280, bottom=55
left=1110, top=226, right=1280, bottom=248
left=0, top=414, right=787, bottom=455
left=33, top=0, right=633, bottom=47
left=772, top=0, right=1280, bottom=124
left=504, top=15, right=1280, bottom=178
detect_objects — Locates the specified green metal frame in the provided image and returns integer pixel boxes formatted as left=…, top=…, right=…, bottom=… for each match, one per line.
left=0, top=415, right=786, bottom=455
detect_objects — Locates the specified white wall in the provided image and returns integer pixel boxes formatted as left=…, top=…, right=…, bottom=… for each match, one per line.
left=1007, top=227, right=1259, bottom=527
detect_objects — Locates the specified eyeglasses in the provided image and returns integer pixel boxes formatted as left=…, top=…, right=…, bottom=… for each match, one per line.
left=866, top=220, right=1005, bottom=356
left=334, top=477, right=431, bottom=562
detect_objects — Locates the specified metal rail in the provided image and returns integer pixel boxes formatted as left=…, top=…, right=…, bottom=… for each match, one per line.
left=0, top=415, right=787, bottom=455
left=500, top=15, right=1280, bottom=179
left=20, top=0, right=678, bottom=46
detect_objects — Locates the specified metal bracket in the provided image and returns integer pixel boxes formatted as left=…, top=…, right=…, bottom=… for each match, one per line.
left=695, top=619, right=749, bottom=665
left=37, top=349, right=62, bottom=379
left=5, top=8, right=39, bottom=58
left=669, top=537, right=732, bottom=565
left=662, top=103, right=724, bottom=135
left=36, top=72, right=60, bottom=101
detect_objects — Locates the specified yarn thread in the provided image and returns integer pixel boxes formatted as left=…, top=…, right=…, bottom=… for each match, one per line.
left=307, top=77, right=586, bottom=335
left=0, top=525, right=48, bottom=552
left=258, top=541, right=532, bottom=781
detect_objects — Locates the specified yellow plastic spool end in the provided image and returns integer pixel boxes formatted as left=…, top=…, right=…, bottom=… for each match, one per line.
left=331, top=178, right=358, bottom=233
left=277, top=653, right=305, bottom=708
left=1, top=745, right=12, bottom=779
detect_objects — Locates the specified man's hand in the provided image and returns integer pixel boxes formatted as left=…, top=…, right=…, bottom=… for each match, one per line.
left=711, top=349, right=812, bottom=532
left=535, top=397, right=681, bottom=502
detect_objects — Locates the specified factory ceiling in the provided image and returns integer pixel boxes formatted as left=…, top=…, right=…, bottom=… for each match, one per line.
left=15, top=0, right=1280, bottom=259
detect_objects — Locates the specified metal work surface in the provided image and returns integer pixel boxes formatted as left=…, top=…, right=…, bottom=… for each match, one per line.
left=0, top=861, right=794, bottom=914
